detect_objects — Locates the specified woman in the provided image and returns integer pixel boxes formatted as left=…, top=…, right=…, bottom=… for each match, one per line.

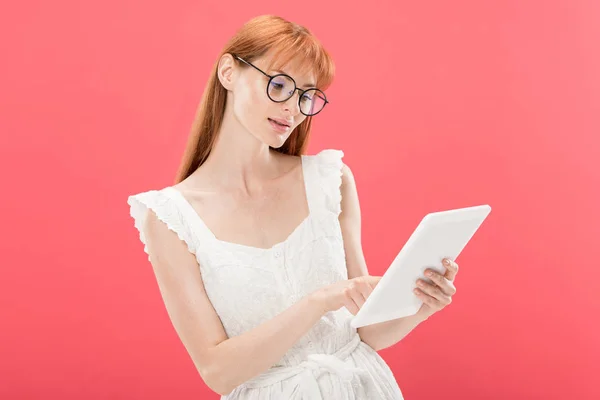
left=128, top=15, right=458, bottom=399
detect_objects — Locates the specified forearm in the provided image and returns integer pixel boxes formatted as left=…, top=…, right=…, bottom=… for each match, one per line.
left=358, top=313, right=427, bottom=351
left=206, top=294, right=327, bottom=395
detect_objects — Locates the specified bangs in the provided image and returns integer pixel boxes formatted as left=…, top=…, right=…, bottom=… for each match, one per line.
left=264, top=35, right=335, bottom=90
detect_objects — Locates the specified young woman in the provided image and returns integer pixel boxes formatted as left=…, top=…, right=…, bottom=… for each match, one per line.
left=128, top=14, right=458, bottom=400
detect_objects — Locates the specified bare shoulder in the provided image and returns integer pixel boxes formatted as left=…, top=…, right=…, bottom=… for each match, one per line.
left=172, top=170, right=212, bottom=195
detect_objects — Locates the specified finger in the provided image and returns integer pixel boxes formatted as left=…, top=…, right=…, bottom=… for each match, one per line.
left=416, top=279, right=452, bottom=304
left=351, top=291, right=366, bottom=309
left=413, top=288, right=438, bottom=308
left=356, top=277, right=375, bottom=299
left=365, top=275, right=382, bottom=288
left=425, top=269, right=457, bottom=296
left=343, top=288, right=360, bottom=315
left=442, top=258, right=459, bottom=281
left=349, top=285, right=368, bottom=309
left=415, top=287, right=451, bottom=309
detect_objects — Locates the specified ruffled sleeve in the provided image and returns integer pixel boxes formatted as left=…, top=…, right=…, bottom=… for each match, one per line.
left=313, top=149, right=345, bottom=216
left=127, top=189, right=199, bottom=260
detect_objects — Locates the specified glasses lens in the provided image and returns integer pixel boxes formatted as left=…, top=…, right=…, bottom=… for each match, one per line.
left=300, top=89, right=327, bottom=116
left=268, top=75, right=296, bottom=102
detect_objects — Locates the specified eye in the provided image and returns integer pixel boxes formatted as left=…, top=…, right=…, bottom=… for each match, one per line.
left=301, top=93, right=313, bottom=102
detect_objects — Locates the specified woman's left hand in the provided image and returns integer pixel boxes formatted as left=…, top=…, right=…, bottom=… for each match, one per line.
left=414, top=258, right=459, bottom=320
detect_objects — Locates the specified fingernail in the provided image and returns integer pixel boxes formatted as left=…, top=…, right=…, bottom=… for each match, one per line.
left=426, top=271, right=433, bottom=277
left=444, top=259, right=450, bottom=265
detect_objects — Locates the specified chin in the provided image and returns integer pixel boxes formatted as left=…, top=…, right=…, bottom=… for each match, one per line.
left=264, top=134, right=287, bottom=149
left=262, top=129, right=293, bottom=148
left=250, top=120, right=294, bottom=149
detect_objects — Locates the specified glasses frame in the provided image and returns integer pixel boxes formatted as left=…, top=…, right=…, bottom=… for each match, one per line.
left=232, top=55, right=329, bottom=116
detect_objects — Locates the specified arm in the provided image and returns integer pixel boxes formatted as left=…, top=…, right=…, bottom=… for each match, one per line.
left=143, top=209, right=329, bottom=396
left=338, top=163, right=428, bottom=351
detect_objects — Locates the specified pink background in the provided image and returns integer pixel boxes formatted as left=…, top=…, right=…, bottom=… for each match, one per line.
left=1, top=1, right=598, bottom=399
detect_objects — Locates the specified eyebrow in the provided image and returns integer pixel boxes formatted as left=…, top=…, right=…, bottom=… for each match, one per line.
left=273, top=69, right=316, bottom=88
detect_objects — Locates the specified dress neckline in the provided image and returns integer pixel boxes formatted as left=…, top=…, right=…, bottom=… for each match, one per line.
left=165, top=154, right=312, bottom=253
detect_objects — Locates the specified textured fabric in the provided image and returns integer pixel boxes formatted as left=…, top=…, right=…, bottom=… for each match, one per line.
left=127, top=149, right=404, bottom=399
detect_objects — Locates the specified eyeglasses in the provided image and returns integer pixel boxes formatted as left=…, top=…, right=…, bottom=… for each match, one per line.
left=233, top=55, right=329, bottom=116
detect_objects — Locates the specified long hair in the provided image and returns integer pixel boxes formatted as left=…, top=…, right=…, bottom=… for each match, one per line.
left=173, top=15, right=335, bottom=184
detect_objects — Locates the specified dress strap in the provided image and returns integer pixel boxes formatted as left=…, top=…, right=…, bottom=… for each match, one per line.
left=162, top=186, right=218, bottom=244
left=302, top=149, right=345, bottom=217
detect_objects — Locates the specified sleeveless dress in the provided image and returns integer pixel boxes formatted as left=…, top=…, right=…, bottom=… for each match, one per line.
left=127, top=149, right=404, bottom=400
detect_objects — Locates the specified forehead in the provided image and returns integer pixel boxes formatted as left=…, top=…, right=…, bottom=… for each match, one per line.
left=257, top=52, right=316, bottom=85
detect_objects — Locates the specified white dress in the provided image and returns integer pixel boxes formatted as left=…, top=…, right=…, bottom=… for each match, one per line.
left=128, top=149, right=404, bottom=400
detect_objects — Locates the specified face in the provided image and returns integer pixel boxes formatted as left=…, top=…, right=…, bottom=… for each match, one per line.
left=218, top=53, right=317, bottom=148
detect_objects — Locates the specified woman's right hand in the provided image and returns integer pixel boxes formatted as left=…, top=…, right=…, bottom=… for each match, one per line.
left=311, top=275, right=383, bottom=315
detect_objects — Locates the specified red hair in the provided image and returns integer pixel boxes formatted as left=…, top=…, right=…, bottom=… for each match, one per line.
left=174, top=15, right=335, bottom=184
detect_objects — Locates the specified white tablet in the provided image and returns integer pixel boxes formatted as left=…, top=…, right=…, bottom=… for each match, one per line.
left=350, top=204, right=492, bottom=329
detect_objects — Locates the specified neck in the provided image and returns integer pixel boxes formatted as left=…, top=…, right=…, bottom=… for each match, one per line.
left=189, top=106, right=282, bottom=193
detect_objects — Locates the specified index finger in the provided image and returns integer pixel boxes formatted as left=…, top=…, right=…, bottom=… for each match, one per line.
left=363, top=275, right=382, bottom=288
left=442, top=258, right=459, bottom=281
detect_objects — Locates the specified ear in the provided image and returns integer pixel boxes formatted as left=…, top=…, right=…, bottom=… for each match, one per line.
left=217, top=53, right=237, bottom=91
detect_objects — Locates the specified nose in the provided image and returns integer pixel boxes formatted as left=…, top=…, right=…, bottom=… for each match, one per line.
left=282, top=90, right=301, bottom=116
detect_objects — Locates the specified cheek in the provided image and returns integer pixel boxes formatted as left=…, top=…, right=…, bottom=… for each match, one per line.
left=234, top=82, right=269, bottom=123
left=294, top=116, right=307, bottom=130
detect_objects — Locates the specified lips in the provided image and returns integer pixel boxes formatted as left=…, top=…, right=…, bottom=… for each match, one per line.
left=268, top=118, right=291, bottom=127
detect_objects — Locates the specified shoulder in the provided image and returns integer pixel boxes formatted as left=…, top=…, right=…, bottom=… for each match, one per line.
left=307, top=148, right=352, bottom=184
left=303, top=148, right=345, bottom=175
left=127, top=186, right=197, bottom=253
left=307, top=148, right=344, bottom=164
left=339, top=161, right=359, bottom=219
left=127, top=187, right=170, bottom=232
left=340, top=161, right=353, bottom=186
left=127, top=186, right=174, bottom=213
